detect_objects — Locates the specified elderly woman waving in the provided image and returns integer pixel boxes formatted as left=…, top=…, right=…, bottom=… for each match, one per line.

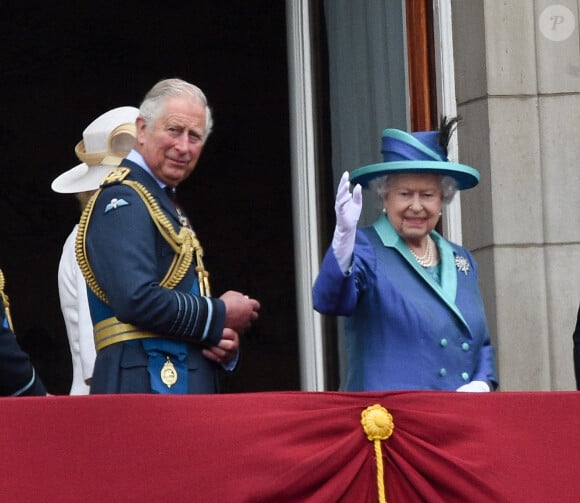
left=313, top=119, right=498, bottom=392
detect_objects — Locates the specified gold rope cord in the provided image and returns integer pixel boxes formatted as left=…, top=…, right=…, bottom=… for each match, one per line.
left=76, top=190, right=103, bottom=300
left=0, top=268, right=14, bottom=332
left=123, top=180, right=199, bottom=291
left=361, top=405, right=394, bottom=503
left=75, top=169, right=211, bottom=304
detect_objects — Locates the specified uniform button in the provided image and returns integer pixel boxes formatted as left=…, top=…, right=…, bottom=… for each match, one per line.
left=462, top=342, right=470, bottom=351
left=440, top=338, right=448, bottom=347
left=461, top=372, right=469, bottom=381
left=439, top=368, right=447, bottom=377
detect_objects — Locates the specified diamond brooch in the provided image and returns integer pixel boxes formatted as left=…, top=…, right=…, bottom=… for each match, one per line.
left=455, top=256, right=470, bottom=275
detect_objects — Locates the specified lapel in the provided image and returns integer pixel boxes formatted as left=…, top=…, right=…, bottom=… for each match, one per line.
left=372, top=214, right=470, bottom=331
left=121, top=159, right=182, bottom=229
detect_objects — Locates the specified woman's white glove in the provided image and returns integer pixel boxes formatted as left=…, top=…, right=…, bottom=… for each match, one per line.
left=456, top=380, right=491, bottom=392
left=332, top=171, right=362, bottom=273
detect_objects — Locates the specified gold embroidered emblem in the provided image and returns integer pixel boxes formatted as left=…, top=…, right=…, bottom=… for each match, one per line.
left=101, top=167, right=131, bottom=186
left=161, top=356, right=178, bottom=388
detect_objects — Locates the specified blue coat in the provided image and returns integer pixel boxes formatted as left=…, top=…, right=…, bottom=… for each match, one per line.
left=313, top=215, right=498, bottom=391
left=84, top=158, right=226, bottom=394
left=0, top=297, right=46, bottom=396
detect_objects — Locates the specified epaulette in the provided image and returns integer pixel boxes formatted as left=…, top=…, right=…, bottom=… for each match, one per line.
left=100, top=166, right=131, bottom=187
left=0, top=268, right=14, bottom=331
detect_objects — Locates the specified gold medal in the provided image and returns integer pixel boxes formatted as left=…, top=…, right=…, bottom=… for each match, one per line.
left=161, top=356, right=178, bottom=388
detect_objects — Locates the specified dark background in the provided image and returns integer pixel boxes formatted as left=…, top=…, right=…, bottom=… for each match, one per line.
left=0, top=1, right=300, bottom=393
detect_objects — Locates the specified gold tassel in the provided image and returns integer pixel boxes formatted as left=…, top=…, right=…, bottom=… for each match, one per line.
left=195, top=247, right=211, bottom=297
left=361, top=405, right=394, bottom=503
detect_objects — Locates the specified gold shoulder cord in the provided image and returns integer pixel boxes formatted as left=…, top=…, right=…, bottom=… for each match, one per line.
left=75, top=168, right=211, bottom=305
left=0, top=268, right=14, bottom=332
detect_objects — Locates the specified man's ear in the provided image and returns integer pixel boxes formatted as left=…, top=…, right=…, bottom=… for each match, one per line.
left=135, top=116, right=147, bottom=144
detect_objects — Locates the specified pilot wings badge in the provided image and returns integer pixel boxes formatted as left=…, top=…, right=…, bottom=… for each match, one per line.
left=105, top=198, right=129, bottom=213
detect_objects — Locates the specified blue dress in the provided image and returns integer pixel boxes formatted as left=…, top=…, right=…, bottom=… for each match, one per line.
left=313, top=215, right=498, bottom=391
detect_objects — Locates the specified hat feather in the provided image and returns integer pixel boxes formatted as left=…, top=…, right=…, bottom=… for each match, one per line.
left=438, top=115, right=461, bottom=158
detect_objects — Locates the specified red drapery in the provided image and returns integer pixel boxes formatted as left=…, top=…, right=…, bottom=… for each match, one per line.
left=0, top=391, right=578, bottom=502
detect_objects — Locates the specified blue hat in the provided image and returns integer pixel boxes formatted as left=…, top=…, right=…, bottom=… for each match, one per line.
left=349, top=128, right=480, bottom=190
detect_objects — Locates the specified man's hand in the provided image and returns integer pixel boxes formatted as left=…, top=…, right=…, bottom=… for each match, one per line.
left=220, top=290, right=260, bottom=335
left=202, top=328, right=240, bottom=365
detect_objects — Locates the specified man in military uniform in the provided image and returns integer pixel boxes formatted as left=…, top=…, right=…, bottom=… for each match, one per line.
left=77, top=78, right=260, bottom=394
left=0, top=269, right=46, bottom=396
left=52, top=106, right=139, bottom=395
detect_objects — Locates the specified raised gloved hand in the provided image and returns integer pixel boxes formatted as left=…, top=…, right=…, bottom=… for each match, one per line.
left=456, top=380, right=491, bottom=392
left=332, top=171, right=362, bottom=273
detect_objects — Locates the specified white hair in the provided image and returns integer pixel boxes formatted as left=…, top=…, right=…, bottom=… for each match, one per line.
left=139, top=78, right=213, bottom=142
left=370, top=173, right=458, bottom=205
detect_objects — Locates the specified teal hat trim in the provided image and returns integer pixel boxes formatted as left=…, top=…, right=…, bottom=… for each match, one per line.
left=350, top=160, right=480, bottom=190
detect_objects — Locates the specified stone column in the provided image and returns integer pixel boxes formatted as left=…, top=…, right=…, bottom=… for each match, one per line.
left=451, top=0, right=580, bottom=390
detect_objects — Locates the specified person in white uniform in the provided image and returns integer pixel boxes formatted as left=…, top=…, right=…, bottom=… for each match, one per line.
left=51, top=106, right=139, bottom=394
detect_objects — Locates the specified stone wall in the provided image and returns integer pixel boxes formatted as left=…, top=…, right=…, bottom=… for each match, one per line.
left=452, top=0, right=580, bottom=389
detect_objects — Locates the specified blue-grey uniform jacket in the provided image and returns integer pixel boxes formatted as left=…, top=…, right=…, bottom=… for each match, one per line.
left=313, top=215, right=498, bottom=392
left=0, top=298, right=46, bottom=396
left=84, top=158, right=226, bottom=394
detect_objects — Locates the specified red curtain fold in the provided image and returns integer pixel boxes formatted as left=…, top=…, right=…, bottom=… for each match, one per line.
left=0, top=391, right=578, bottom=502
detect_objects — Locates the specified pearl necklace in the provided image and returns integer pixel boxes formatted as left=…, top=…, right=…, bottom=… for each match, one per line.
left=409, top=236, right=435, bottom=267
